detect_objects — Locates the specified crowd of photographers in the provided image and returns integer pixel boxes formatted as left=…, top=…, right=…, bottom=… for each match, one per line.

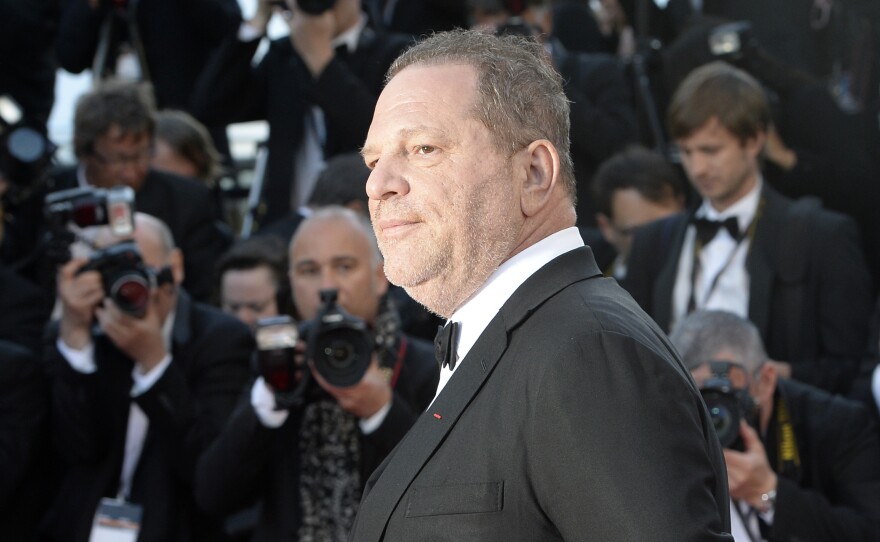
left=1, top=0, right=880, bottom=541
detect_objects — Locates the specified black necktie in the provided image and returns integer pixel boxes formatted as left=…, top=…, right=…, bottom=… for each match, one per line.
left=434, top=322, right=460, bottom=370
left=692, top=216, right=740, bottom=245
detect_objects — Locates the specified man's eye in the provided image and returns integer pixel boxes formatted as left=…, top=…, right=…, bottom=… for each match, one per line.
left=415, top=145, right=436, bottom=155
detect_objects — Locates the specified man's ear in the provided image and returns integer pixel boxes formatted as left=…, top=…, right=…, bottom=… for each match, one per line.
left=520, top=139, right=560, bottom=217
left=745, top=131, right=767, bottom=160
left=755, top=361, right=778, bottom=406
left=595, top=213, right=614, bottom=244
left=168, top=247, right=185, bottom=286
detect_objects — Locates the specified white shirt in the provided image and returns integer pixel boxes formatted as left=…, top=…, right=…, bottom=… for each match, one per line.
left=433, top=227, right=585, bottom=400
left=672, top=179, right=763, bottom=331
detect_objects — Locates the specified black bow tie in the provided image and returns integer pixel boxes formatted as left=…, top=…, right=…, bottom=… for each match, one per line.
left=692, top=216, right=740, bottom=245
left=434, top=322, right=460, bottom=371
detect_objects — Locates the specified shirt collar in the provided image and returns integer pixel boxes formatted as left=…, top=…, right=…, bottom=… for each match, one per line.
left=697, top=176, right=763, bottom=233
left=332, top=13, right=367, bottom=54
left=450, top=227, right=584, bottom=362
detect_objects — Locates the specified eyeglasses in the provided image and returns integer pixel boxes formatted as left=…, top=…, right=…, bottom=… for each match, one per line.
left=90, top=147, right=154, bottom=168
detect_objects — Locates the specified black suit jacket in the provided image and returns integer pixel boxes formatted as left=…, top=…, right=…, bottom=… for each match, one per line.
left=350, top=247, right=732, bottom=541
left=42, top=291, right=254, bottom=542
left=0, top=340, right=49, bottom=541
left=554, top=46, right=638, bottom=226
left=55, top=0, right=241, bottom=111
left=762, top=378, right=880, bottom=541
left=194, top=335, right=439, bottom=541
left=53, top=168, right=233, bottom=302
left=192, top=25, right=410, bottom=224
left=623, top=185, right=873, bottom=394
left=0, top=265, right=52, bottom=354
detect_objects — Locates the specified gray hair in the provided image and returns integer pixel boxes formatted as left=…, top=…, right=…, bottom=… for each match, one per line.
left=135, top=212, right=176, bottom=257
left=669, top=310, right=768, bottom=373
left=387, top=29, right=576, bottom=201
left=294, top=206, right=383, bottom=266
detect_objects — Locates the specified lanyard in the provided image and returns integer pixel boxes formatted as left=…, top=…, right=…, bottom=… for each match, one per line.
left=686, top=198, right=765, bottom=314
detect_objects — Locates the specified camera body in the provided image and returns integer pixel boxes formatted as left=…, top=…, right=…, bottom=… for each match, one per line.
left=45, top=186, right=136, bottom=237
left=76, top=240, right=153, bottom=318
left=254, top=289, right=373, bottom=409
left=699, top=361, right=757, bottom=451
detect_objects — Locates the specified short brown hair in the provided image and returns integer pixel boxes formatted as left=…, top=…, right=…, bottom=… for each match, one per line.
left=73, top=81, right=156, bottom=158
left=386, top=29, right=576, bottom=201
left=667, top=61, right=770, bottom=144
left=155, top=109, right=224, bottom=183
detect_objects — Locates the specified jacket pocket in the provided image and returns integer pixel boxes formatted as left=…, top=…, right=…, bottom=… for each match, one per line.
left=405, top=481, right=504, bottom=517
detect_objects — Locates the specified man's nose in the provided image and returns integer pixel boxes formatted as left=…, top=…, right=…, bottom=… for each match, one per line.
left=365, top=156, right=410, bottom=201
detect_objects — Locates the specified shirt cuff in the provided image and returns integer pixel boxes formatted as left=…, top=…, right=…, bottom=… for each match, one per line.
left=757, top=507, right=775, bottom=526
left=251, top=377, right=289, bottom=428
left=57, top=338, right=97, bottom=374
left=238, top=21, right=263, bottom=42
left=359, top=399, right=392, bottom=435
left=130, top=355, right=172, bottom=397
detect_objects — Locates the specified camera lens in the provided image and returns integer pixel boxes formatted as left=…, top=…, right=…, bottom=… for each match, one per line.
left=111, top=275, right=150, bottom=317
left=701, top=388, right=742, bottom=449
left=323, top=340, right=356, bottom=368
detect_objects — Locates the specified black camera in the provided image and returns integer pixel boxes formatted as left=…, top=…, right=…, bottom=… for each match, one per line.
left=45, top=186, right=136, bottom=236
left=254, top=289, right=373, bottom=408
left=699, top=361, right=758, bottom=451
left=76, top=240, right=154, bottom=318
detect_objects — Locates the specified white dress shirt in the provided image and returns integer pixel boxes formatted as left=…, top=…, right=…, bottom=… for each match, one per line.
left=433, top=227, right=585, bottom=401
left=672, top=179, right=763, bottom=331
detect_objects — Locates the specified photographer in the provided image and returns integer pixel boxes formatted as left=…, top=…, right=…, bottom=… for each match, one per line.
left=42, top=213, right=253, bottom=542
left=195, top=207, right=438, bottom=541
left=670, top=310, right=880, bottom=542
left=190, top=0, right=410, bottom=226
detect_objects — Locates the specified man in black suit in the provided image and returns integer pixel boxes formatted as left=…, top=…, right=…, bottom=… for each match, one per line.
left=195, top=207, right=438, bottom=541
left=54, top=82, right=232, bottom=302
left=351, top=29, right=732, bottom=541
left=670, top=310, right=880, bottom=542
left=191, top=0, right=410, bottom=226
left=623, top=62, right=873, bottom=396
left=55, top=0, right=241, bottom=154
left=43, top=213, right=253, bottom=542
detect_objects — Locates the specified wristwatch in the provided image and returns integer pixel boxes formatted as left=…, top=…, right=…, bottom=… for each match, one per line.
left=757, top=489, right=777, bottom=514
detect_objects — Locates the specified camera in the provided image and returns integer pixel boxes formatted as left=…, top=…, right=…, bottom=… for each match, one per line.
left=699, top=361, right=757, bottom=451
left=76, top=240, right=162, bottom=318
left=254, top=289, right=373, bottom=408
left=0, top=97, right=55, bottom=200
left=44, top=186, right=136, bottom=237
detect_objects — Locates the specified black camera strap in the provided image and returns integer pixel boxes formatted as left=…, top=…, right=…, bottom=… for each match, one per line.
left=378, top=334, right=407, bottom=390
left=772, top=393, right=802, bottom=480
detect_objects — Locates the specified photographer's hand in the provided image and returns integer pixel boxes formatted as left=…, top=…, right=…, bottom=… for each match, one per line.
left=96, top=295, right=167, bottom=373
left=312, top=354, right=392, bottom=419
left=289, top=4, right=336, bottom=77
left=58, top=258, right=104, bottom=350
left=724, top=421, right=778, bottom=510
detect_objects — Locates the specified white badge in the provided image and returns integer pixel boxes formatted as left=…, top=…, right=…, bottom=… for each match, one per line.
left=90, top=498, right=142, bottom=542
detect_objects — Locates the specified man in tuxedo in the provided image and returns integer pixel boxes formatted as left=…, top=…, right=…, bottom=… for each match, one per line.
left=670, top=310, right=880, bottom=542
left=43, top=213, right=253, bottom=542
left=54, top=81, right=232, bottom=302
left=195, top=207, right=438, bottom=541
left=191, top=0, right=411, bottom=226
left=351, top=29, right=732, bottom=541
left=623, top=61, right=874, bottom=396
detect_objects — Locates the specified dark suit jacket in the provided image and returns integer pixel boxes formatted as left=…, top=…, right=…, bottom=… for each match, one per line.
left=349, top=247, right=733, bottom=541
left=42, top=291, right=254, bottom=542
left=194, top=335, right=439, bottom=541
left=55, top=0, right=241, bottom=111
left=623, top=185, right=873, bottom=394
left=0, top=265, right=52, bottom=354
left=762, top=378, right=880, bottom=541
left=0, top=340, right=49, bottom=541
left=192, top=25, right=410, bottom=224
left=554, top=46, right=638, bottom=226
left=53, top=168, right=233, bottom=302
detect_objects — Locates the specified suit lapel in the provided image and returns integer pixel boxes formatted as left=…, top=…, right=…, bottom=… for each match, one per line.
left=353, top=247, right=602, bottom=541
left=653, top=214, right=689, bottom=331
left=747, top=187, right=782, bottom=339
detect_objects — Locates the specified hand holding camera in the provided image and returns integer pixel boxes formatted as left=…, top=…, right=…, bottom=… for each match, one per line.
left=723, top=421, right=778, bottom=511
left=96, top=295, right=166, bottom=372
left=58, top=257, right=105, bottom=350
left=311, top=354, right=391, bottom=419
